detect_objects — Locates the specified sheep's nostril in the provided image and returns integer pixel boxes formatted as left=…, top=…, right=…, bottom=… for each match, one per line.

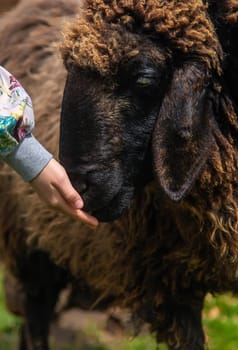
left=177, top=127, right=192, bottom=140
left=75, top=181, right=88, bottom=195
left=68, top=172, right=88, bottom=194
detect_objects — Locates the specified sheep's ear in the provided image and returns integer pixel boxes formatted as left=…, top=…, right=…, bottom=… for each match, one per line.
left=152, top=63, right=214, bottom=201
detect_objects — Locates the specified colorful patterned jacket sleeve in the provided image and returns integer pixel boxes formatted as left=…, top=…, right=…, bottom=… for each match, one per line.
left=0, top=65, right=35, bottom=155
left=0, top=66, right=52, bottom=181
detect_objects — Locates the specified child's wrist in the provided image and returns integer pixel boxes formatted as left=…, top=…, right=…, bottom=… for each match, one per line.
left=3, top=134, right=53, bottom=181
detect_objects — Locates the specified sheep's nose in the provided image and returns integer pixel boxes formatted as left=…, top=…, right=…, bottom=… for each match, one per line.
left=63, top=161, right=98, bottom=194
left=75, top=180, right=88, bottom=194
left=67, top=171, right=88, bottom=195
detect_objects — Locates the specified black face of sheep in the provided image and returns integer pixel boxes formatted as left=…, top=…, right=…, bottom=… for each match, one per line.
left=60, top=47, right=170, bottom=221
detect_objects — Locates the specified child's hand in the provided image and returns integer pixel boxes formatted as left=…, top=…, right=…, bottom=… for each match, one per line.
left=30, top=158, right=98, bottom=228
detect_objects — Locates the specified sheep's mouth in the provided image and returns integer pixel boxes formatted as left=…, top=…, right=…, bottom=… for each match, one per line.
left=81, top=157, right=153, bottom=222
left=85, top=185, right=134, bottom=222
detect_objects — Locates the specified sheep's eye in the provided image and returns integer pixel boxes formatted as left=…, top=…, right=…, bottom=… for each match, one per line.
left=134, top=67, right=159, bottom=90
left=135, top=76, right=157, bottom=87
left=117, top=61, right=162, bottom=97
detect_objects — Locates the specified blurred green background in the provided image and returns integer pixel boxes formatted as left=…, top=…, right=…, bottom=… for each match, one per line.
left=0, top=271, right=238, bottom=350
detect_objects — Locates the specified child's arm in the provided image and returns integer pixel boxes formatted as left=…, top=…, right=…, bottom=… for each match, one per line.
left=0, top=66, right=98, bottom=227
left=0, top=65, right=51, bottom=180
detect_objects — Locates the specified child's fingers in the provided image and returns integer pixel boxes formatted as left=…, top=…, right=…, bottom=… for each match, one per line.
left=54, top=172, right=99, bottom=226
left=53, top=193, right=99, bottom=227
left=72, top=209, right=99, bottom=228
left=30, top=158, right=99, bottom=226
left=54, top=170, right=84, bottom=209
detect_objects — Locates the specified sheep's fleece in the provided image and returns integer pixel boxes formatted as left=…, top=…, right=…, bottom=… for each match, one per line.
left=0, top=0, right=238, bottom=350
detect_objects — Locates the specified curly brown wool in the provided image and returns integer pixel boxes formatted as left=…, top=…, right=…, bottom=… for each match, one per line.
left=60, top=0, right=222, bottom=76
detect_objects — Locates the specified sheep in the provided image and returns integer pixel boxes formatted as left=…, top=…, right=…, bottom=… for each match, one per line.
left=0, top=1, right=236, bottom=350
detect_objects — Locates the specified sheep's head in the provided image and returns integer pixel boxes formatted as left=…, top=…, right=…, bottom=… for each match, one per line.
left=59, top=1, right=222, bottom=221
left=60, top=30, right=171, bottom=221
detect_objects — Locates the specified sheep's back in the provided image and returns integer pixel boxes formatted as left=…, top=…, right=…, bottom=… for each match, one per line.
left=0, top=0, right=80, bottom=154
left=0, top=0, right=81, bottom=270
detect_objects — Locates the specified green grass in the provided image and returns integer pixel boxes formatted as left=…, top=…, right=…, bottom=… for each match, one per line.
left=0, top=273, right=21, bottom=349
left=1, top=270, right=238, bottom=350
left=118, top=336, right=165, bottom=350
left=203, top=294, right=238, bottom=350
left=0, top=274, right=21, bottom=332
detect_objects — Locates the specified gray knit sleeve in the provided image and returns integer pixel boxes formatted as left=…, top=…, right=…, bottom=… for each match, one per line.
left=3, top=134, right=53, bottom=182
